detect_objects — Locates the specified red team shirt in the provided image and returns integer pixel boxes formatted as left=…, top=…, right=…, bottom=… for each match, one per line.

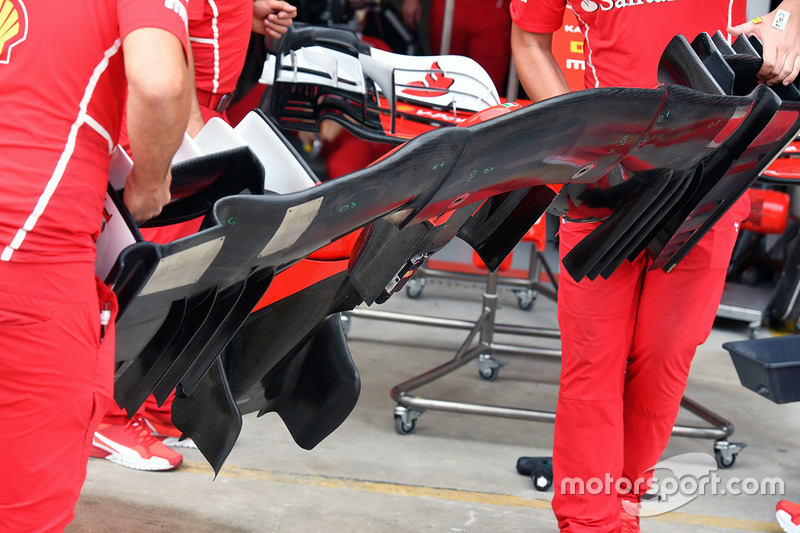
left=189, top=0, right=253, bottom=97
left=511, top=0, right=749, bottom=222
left=0, top=0, right=189, bottom=265
left=510, top=0, right=738, bottom=89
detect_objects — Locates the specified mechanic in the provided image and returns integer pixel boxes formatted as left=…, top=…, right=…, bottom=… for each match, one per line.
left=0, top=0, right=191, bottom=530
left=730, top=6, right=800, bottom=532
left=402, top=0, right=511, bottom=94
left=509, top=0, right=751, bottom=531
left=184, top=0, right=298, bottom=134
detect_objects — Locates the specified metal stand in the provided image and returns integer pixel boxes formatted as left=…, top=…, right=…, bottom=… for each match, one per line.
left=716, top=282, right=774, bottom=339
left=406, top=244, right=557, bottom=311
left=349, top=256, right=745, bottom=471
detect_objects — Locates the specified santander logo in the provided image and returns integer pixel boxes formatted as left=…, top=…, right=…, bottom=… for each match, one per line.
left=402, top=61, right=455, bottom=98
left=580, top=0, right=679, bottom=14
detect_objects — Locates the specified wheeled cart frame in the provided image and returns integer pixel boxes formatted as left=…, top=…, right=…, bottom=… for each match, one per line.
left=404, top=240, right=558, bottom=312
left=348, top=262, right=747, bottom=477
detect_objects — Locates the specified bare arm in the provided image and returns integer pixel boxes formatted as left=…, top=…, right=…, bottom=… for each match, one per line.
left=510, top=23, right=571, bottom=103
left=123, top=27, right=191, bottom=224
left=252, top=0, right=297, bottom=39
left=729, top=0, right=800, bottom=86
left=185, top=43, right=206, bottom=138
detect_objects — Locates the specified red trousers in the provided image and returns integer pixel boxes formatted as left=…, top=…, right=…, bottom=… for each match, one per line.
left=0, top=262, right=116, bottom=532
left=428, top=0, right=511, bottom=94
left=552, top=198, right=749, bottom=532
left=102, top=391, right=175, bottom=425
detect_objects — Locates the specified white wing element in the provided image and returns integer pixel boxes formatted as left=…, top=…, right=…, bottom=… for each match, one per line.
left=233, top=112, right=317, bottom=193
left=368, top=48, right=500, bottom=112
left=177, top=115, right=317, bottom=194
left=96, top=147, right=136, bottom=281
left=259, top=45, right=500, bottom=113
left=260, top=46, right=367, bottom=94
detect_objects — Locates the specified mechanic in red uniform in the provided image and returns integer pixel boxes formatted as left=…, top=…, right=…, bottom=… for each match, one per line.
left=92, top=0, right=297, bottom=470
left=402, top=0, right=511, bottom=95
left=185, top=0, right=298, bottom=134
left=0, top=0, right=191, bottom=530
left=510, top=1, right=749, bottom=531
left=730, top=4, right=800, bottom=532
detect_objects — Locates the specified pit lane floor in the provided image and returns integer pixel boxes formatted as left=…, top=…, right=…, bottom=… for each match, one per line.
left=69, top=244, right=800, bottom=533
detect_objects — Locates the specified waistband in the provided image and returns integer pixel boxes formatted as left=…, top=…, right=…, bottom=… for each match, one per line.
left=196, top=89, right=235, bottom=113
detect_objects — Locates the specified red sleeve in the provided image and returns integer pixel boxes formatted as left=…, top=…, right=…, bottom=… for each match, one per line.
left=118, top=0, right=190, bottom=55
left=510, top=0, right=566, bottom=34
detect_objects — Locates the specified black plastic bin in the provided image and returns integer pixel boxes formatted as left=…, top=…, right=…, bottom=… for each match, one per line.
left=723, top=335, right=800, bottom=404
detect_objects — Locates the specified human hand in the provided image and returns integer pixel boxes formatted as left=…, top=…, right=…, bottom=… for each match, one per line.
left=253, top=0, right=298, bottom=39
left=401, top=0, right=422, bottom=30
left=297, top=130, right=316, bottom=145
left=123, top=168, right=172, bottom=225
left=729, top=3, right=800, bottom=86
left=318, top=119, right=343, bottom=143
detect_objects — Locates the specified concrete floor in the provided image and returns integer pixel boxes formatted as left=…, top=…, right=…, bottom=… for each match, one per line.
left=68, top=242, right=800, bottom=533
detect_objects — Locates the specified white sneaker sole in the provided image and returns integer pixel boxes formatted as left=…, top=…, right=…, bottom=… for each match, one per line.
left=777, top=510, right=800, bottom=533
left=141, top=417, right=198, bottom=449
left=161, top=436, right=198, bottom=449
left=92, top=434, right=181, bottom=471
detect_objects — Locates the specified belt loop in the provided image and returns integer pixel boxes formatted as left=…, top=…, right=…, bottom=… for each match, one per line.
left=195, top=89, right=234, bottom=113
left=216, top=92, right=233, bottom=113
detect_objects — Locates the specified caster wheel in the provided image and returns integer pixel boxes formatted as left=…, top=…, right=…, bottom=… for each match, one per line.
left=715, top=449, right=736, bottom=468
left=395, top=415, right=416, bottom=435
left=478, top=365, right=500, bottom=381
left=478, top=355, right=507, bottom=381
left=514, top=289, right=537, bottom=311
left=405, top=278, right=425, bottom=299
left=532, top=469, right=553, bottom=492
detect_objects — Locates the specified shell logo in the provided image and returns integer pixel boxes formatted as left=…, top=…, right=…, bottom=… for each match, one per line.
left=0, top=0, right=27, bottom=64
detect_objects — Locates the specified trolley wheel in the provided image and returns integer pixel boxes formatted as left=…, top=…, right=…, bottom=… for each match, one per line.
left=405, top=278, right=425, bottom=299
left=715, top=448, right=736, bottom=468
left=531, top=468, right=554, bottom=492
left=478, top=364, right=500, bottom=381
left=514, top=289, right=537, bottom=311
left=395, top=414, right=416, bottom=435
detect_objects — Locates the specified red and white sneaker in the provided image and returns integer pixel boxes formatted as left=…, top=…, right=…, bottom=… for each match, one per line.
left=620, top=496, right=641, bottom=533
left=777, top=500, right=800, bottom=533
left=90, top=417, right=183, bottom=471
left=141, top=412, right=197, bottom=449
